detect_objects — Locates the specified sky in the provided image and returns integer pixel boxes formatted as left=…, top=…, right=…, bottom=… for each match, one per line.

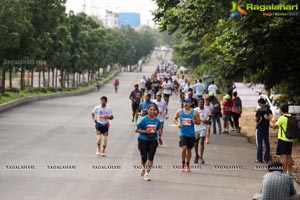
left=65, top=0, right=158, bottom=26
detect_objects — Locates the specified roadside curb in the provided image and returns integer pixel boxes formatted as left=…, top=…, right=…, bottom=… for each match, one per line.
left=0, top=70, right=120, bottom=113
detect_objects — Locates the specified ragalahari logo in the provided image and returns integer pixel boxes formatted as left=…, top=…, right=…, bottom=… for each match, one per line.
left=230, top=1, right=246, bottom=18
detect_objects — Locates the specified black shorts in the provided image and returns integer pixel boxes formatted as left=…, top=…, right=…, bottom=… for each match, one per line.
left=138, top=138, right=158, bottom=163
left=163, top=93, right=170, bottom=98
left=96, top=123, right=109, bottom=134
left=179, top=136, right=195, bottom=149
left=276, top=139, right=293, bottom=155
left=132, top=103, right=139, bottom=113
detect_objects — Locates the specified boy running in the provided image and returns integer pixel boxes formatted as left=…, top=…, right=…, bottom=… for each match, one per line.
left=194, top=98, right=211, bottom=164
left=91, top=96, right=114, bottom=156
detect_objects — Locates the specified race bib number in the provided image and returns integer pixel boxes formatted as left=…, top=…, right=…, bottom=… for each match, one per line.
left=182, top=118, right=192, bottom=126
left=199, top=114, right=207, bottom=125
left=99, top=115, right=106, bottom=120
left=158, top=111, right=162, bottom=116
left=147, top=125, right=157, bottom=132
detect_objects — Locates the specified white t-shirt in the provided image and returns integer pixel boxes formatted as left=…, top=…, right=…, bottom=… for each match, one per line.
left=208, top=84, right=218, bottom=96
left=179, top=79, right=185, bottom=88
left=162, top=81, right=172, bottom=95
left=153, top=99, right=168, bottom=122
left=92, top=105, right=113, bottom=124
left=204, top=104, right=214, bottom=114
left=140, top=79, right=146, bottom=89
left=194, top=107, right=211, bottom=132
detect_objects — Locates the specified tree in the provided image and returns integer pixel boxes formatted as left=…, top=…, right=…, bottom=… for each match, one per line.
left=0, top=0, right=32, bottom=94
left=153, top=0, right=300, bottom=96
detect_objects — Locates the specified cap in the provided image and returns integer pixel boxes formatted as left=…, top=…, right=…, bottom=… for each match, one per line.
left=183, top=97, right=192, bottom=103
left=209, top=91, right=214, bottom=97
left=157, top=92, right=162, bottom=96
left=224, top=94, right=231, bottom=99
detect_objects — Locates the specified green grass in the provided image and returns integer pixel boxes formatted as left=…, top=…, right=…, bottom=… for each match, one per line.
left=0, top=69, right=118, bottom=104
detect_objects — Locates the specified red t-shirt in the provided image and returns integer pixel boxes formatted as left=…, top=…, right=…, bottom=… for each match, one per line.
left=222, top=99, right=232, bottom=115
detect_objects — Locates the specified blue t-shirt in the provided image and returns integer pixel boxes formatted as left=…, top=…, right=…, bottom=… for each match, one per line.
left=179, top=109, right=195, bottom=137
left=137, top=115, right=161, bottom=141
left=140, top=101, right=154, bottom=112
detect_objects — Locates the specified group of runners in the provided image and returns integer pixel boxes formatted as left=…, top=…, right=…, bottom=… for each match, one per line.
left=128, top=70, right=242, bottom=180
left=90, top=67, right=244, bottom=181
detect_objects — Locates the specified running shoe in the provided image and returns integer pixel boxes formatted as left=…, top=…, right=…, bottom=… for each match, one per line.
left=185, top=166, right=191, bottom=172
left=101, top=149, right=106, bottom=157
left=158, top=137, right=163, bottom=145
left=143, top=173, right=151, bottom=181
left=96, top=148, right=101, bottom=156
left=199, top=157, right=205, bottom=164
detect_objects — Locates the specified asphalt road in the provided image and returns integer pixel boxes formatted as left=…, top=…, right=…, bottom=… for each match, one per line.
left=0, top=51, right=299, bottom=200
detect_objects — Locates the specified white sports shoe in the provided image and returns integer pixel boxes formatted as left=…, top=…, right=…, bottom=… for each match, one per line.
left=143, top=173, right=151, bottom=181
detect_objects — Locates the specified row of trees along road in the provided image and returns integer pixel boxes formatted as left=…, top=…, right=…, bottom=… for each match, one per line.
left=153, top=0, right=300, bottom=98
left=0, top=0, right=164, bottom=95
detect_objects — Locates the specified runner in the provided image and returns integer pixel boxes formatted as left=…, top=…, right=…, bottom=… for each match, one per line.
left=139, top=94, right=154, bottom=117
left=204, top=97, right=213, bottom=144
left=152, top=77, right=161, bottom=99
left=95, top=81, right=100, bottom=91
left=153, top=92, right=168, bottom=145
left=129, top=84, right=142, bottom=124
left=161, top=77, right=172, bottom=105
left=186, top=88, right=198, bottom=108
left=194, top=78, right=205, bottom=100
left=135, top=104, right=161, bottom=181
left=139, top=76, right=146, bottom=101
left=194, top=98, right=211, bottom=164
left=145, top=78, right=153, bottom=97
left=91, top=96, right=114, bottom=157
left=173, top=97, right=200, bottom=172
left=113, top=78, right=119, bottom=93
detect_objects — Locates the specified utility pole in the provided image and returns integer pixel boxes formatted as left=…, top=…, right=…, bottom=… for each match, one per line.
left=83, top=0, right=86, bottom=13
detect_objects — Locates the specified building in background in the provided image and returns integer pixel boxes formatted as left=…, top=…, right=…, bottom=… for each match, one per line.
left=118, top=12, right=141, bottom=28
left=103, top=10, right=119, bottom=29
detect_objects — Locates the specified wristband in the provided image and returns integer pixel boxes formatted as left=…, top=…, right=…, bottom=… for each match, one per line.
left=94, top=120, right=97, bottom=123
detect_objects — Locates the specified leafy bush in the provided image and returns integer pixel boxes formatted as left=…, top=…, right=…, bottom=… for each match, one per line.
left=56, top=87, right=64, bottom=92
left=6, top=87, right=20, bottom=93
left=39, top=88, right=47, bottom=93
left=48, top=87, right=57, bottom=92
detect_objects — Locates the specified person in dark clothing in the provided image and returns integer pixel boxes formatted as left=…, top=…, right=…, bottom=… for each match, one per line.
left=145, top=78, right=153, bottom=97
left=209, top=92, right=222, bottom=134
left=183, top=88, right=198, bottom=108
left=226, top=83, right=236, bottom=97
left=232, top=91, right=242, bottom=133
left=255, top=98, right=273, bottom=163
